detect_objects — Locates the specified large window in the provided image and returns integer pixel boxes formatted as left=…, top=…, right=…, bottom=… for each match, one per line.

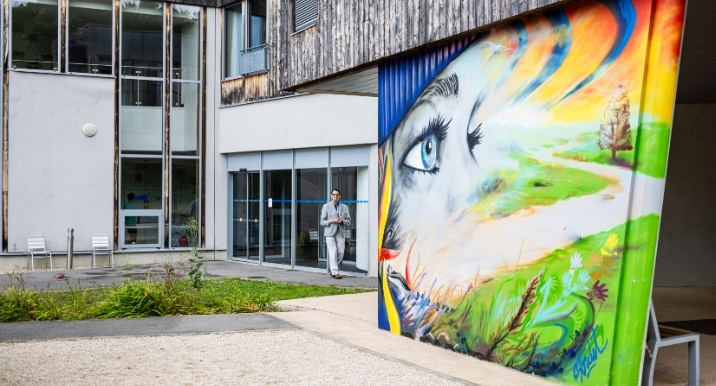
left=67, top=0, right=113, bottom=74
left=11, top=0, right=60, bottom=70
left=119, top=1, right=202, bottom=249
left=121, top=0, right=164, bottom=78
left=223, top=0, right=267, bottom=79
left=11, top=0, right=114, bottom=74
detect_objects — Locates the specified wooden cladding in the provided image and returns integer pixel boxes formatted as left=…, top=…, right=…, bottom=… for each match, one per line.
left=276, top=0, right=568, bottom=91
left=220, top=73, right=293, bottom=105
left=221, top=0, right=567, bottom=105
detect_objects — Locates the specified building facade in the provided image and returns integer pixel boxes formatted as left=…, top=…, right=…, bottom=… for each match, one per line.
left=1, top=0, right=715, bottom=383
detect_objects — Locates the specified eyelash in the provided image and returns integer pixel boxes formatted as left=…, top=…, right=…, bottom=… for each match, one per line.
left=426, top=116, right=449, bottom=141
left=402, top=115, right=450, bottom=175
left=404, top=115, right=450, bottom=157
left=468, top=123, right=483, bottom=150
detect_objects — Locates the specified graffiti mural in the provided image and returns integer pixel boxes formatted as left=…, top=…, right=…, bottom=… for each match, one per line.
left=377, top=0, right=686, bottom=384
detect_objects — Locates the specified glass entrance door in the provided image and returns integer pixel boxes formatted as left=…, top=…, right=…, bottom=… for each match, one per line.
left=232, top=171, right=260, bottom=261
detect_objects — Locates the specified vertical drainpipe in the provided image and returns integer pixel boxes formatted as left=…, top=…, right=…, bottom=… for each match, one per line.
left=201, top=6, right=207, bottom=249
left=2, top=0, right=9, bottom=253
left=113, top=0, right=120, bottom=250
left=164, top=2, right=171, bottom=249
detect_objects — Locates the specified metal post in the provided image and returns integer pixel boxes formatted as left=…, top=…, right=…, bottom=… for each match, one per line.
left=67, top=228, right=74, bottom=269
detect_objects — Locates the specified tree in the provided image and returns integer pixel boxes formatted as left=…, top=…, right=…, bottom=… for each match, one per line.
left=598, top=85, right=633, bottom=161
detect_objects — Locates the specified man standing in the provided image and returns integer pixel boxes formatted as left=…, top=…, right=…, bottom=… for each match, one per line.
left=320, top=188, right=352, bottom=279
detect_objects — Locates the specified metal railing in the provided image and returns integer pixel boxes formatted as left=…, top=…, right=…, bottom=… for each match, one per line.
left=239, top=44, right=269, bottom=76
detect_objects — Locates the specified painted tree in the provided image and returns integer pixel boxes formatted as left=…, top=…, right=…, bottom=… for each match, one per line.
left=598, top=85, right=633, bottom=161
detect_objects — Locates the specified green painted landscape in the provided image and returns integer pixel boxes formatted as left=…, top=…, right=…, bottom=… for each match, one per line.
left=424, top=214, right=660, bottom=383
left=553, top=122, right=670, bottom=179
left=471, top=151, right=615, bottom=219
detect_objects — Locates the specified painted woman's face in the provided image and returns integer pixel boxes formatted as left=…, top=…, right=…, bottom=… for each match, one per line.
left=381, top=42, right=511, bottom=258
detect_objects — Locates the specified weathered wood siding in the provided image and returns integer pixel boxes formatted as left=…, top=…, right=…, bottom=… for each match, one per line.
left=275, top=0, right=571, bottom=91
left=221, top=0, right=569, bottom=105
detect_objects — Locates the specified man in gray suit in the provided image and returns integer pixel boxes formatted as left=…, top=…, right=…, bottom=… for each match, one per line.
left=320, top=188, right=352, bottom=279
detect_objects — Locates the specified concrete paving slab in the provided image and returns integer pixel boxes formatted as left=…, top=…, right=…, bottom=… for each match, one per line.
left=0, top=260, right=377, bottom=291
left=274, top=293, right=553, bottom=386
left=0, top=313, right=297, bottom=342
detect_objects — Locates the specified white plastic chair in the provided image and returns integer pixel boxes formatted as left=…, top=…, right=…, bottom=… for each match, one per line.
left=309, top=229, right=322, bottom=259
left=92, top=234, right=114, bottom=268
left=27, top=235, right=52, bottom=272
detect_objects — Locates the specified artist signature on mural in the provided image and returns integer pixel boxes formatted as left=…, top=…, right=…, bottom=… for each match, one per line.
left=573, top=325, right=608, bottom=382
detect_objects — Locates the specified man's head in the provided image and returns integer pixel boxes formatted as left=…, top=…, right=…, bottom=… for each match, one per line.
left=127, top=193, right=135, bottom=201
left=331, top=189, right=341, bottom=205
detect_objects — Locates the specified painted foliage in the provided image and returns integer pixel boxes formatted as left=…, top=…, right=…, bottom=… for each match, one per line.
left=377, top=0, right=686, bottom=384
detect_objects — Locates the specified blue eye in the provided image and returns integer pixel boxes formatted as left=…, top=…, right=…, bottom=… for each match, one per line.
left=404, top=132, right=438, bottom=172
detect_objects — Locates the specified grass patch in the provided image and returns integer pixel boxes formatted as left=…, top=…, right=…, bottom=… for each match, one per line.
left=553, top=122, right=670, bottom=178
left=0, top=273, right=374, bottom=322
left=474, top=151, right=614, bottom=219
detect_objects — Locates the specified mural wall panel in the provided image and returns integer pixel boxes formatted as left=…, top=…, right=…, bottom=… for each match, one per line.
left=376, top=0, right=686, bottom=384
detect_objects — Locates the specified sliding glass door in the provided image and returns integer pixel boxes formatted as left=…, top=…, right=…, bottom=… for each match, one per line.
left=232, top=171, right=260, bottom=261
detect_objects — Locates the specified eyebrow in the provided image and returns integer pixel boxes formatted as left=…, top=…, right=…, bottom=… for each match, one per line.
left=424, top=73, right=459, bottom=98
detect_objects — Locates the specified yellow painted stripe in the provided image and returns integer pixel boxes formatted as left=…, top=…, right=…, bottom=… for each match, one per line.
left=381, top=263, right=401, bottom=335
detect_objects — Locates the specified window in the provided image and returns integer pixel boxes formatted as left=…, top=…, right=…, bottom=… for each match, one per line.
left=121, top=0, right=164, bottom=78
left=67, top=0, right=113, bottom=74
left=223, top=0, right=268, bottom=79
left=11, top=0, right=114, bottom=74
left=293, top=0, right=317, bottom=32
left=169, top=4, right=201, bottom=248
left=119, top=1, right=203, bottom=249
left=11, top=0, right=60, bottom=70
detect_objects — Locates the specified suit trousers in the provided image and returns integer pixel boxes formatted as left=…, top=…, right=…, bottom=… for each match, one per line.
left=325, top=233, right=345, bottom=275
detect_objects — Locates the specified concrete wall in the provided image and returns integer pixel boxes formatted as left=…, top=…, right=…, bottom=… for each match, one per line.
left=218, top=93, right=377, bottom=153
left=655, top=103, right=716, bottom=286
left=8, top=72, right=115, bottom=253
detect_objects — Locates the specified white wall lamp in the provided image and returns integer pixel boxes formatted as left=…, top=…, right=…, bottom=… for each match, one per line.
left=83, top=123, right=97, bottom=137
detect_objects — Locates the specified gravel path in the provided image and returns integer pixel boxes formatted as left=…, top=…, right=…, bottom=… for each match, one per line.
left=0, top=330, right=463, bottom=385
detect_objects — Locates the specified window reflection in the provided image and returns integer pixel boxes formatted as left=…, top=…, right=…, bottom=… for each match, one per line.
left=295, top=168, right=328, bottom=269
left=172, top=5, right=200, bottom=80
left=264, top=170, right=292, bottom=265
left=11, top=0, right=59, bottom=70
left=170, top=159, right=198, bottom=247
left=120, top=158, right=163, bottom=210
left=68, top=0, right=113, bottom=74
left=121, top=0, right=164, bottom=78
left=120, top=79, right=163, bottom=154
left=170, top=82, right=199, bottom=155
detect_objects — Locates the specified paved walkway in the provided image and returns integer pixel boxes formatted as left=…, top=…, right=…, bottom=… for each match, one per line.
left=0, top=294, right=549, bottom=386
left=0, top=260, right=377, bottom=291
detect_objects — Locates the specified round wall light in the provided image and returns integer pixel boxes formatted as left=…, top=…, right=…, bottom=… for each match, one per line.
left=83, top=123, right=97, bottom=137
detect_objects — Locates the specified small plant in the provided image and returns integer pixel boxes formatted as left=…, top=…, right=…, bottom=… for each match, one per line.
left=121, top=253, right=132, bottom=279
left=182, top=218, right=206, bottom=289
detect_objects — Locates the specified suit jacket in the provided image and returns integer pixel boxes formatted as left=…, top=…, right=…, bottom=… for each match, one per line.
left=320, top=202, right=352, bottom=237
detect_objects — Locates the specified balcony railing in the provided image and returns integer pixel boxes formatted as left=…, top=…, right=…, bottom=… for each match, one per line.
left=239, top=44, right=269, bottom=76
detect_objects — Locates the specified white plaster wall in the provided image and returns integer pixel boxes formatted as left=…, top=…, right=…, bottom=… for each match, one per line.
left=654, top=103, right=716, bottom=286
left=218, top=93, right=378, bottom=153
left=8, top=72, right=114, bottom=253
left=205, top=7, right=228, bottom=254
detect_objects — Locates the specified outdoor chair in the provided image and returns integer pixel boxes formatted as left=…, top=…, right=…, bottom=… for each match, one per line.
left=27, top=235, right=52, bottom=272
left=643, top=299, right=700, bottom=386
left=308, top=229, right=321, bottom=259
left=92, top=234, right=114, bottom=268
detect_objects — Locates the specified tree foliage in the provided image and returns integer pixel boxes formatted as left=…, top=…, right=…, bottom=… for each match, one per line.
left=598, top=85, right=633, bottom=161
